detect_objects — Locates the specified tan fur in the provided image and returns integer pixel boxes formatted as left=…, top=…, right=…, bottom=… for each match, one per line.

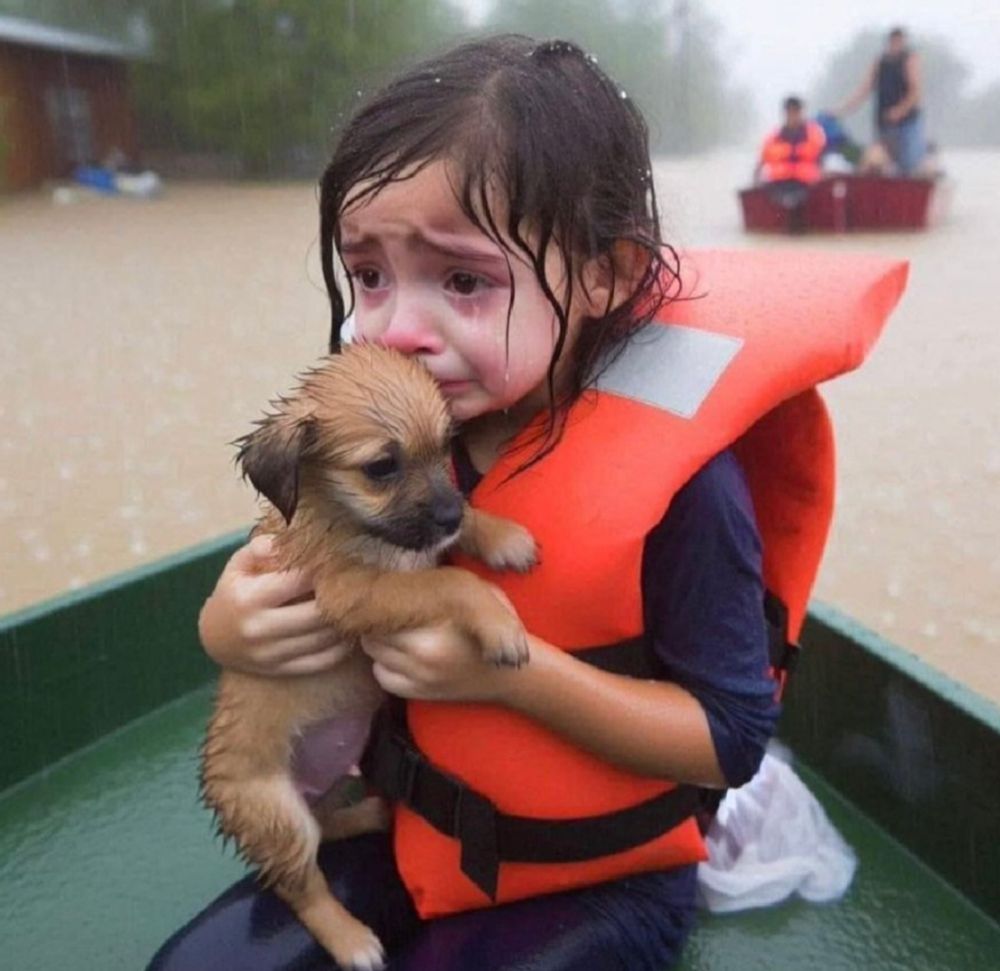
left=200, top=345, right=537, bottom=970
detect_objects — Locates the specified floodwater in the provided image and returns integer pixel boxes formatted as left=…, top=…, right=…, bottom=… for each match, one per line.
left=1, top=149, right=998, bottom=703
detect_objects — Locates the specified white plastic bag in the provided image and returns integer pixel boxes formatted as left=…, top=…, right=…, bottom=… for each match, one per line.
left=696, top=745, right=857, bottom=913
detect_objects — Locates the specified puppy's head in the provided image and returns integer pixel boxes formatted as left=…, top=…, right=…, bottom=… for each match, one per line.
left=237, top=345, right=462, bottom=552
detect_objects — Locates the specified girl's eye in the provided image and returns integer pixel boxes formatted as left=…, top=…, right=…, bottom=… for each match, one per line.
left=447, top=272, right=484, bottom=296
left=353, top=268, right=384, bottom=291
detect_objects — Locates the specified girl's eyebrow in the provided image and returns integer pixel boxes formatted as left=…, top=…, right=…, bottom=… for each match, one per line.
left=340, top=230, right=507, bottom=265
left=338, top=236, right=377, bottom=255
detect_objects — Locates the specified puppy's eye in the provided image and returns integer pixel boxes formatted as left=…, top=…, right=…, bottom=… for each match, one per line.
left=361, top=456, right=400, bottom=481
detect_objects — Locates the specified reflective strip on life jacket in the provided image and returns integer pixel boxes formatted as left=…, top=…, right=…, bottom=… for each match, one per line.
left=594, top=322, right=743, bottom=418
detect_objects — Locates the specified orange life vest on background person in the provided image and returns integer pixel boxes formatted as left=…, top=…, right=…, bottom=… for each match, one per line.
left=389, top=249, right=908, bottom=919
left=761, top=120, right=826, bottom=183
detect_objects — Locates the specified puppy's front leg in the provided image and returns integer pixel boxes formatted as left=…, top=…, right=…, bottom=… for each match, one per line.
left=313, top=566, right=529, bottom=667
left=459, top=508, right=538, bottom=573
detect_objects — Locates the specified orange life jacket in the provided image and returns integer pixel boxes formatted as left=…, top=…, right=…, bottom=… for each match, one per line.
left=389, top=249, right=907, bottom=919
left=761, top=121, right=826, bottom=183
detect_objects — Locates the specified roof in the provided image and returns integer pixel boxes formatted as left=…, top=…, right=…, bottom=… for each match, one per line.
left=0, top=13, right=147, bottom=60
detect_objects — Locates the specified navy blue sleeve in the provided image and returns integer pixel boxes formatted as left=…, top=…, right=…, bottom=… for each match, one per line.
left=641, top=450, right=781, bottom=788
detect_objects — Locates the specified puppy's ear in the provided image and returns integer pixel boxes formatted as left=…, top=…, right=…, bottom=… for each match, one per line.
left=236, top=404, right=316, bottom=524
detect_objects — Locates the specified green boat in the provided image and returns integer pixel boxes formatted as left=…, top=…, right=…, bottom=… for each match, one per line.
left=2, top=531, right=998, bottom=969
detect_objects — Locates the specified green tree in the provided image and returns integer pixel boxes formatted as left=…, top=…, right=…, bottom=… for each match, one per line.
left=133, top=0, right=465, bottom=176
left=481, top=0, right=752, bottom=153
left=0, top=0, right=468, bottom=176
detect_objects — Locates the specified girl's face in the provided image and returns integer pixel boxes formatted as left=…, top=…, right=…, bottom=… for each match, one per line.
left=340, top=161, right=584, bottom=425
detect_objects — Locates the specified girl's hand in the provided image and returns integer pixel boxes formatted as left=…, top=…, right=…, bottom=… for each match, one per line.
left=360, top=586, right=522, bottom=703
left=198, top=535, right=353, bottom=677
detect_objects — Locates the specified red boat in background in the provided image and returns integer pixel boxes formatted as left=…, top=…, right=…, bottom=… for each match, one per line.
left=739, top=175, right=948, bottom=233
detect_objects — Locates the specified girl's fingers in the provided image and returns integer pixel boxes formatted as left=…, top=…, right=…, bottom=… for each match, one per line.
left=359, top=635, right=412, bottom=666
left=251, top=597, right=332, bottom=641
left=275, top=643, right=360, bottom=677
left=245, top=534, right=278, bottom=569
left=371, top=661, right=414, bottom=697
left=263, top=631, right=353, bottom=667
left=249, top=565, right=316, bottom=609
left=226, top=535, right=278, bottom=577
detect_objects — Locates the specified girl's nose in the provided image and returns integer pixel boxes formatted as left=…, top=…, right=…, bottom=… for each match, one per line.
left=377, top=308, right=444, bottom=356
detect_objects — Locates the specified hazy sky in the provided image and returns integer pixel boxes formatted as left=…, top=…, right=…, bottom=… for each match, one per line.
left=701, top=0, right=1000, bottom=119
left=463, top=1, right=1000, bottom=121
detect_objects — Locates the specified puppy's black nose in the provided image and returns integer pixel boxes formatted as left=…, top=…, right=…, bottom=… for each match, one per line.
left=430, top=492, right=463, bottom=534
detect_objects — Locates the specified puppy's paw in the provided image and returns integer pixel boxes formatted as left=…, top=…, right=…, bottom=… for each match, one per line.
left=478, top=617, right=530, bottom=668
left=333, top=923, right=385, bottom=971
left=480, top=521, right=539, bottom=574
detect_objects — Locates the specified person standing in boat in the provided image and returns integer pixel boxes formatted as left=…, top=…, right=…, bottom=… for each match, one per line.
left=835, top=26, right=927, bottom=176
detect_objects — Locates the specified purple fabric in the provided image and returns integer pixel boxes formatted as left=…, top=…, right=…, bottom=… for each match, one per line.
left=641, top=450, right=781, bottom=787
left=147, top=834, right=697, bottom=971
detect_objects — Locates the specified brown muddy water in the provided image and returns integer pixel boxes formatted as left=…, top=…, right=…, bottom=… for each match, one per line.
left=2, top=149, right=998, bottom=702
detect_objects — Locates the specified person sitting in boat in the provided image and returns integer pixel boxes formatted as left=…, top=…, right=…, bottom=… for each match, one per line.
left=755, top=96, right=826, bottom=187
left=754, top=96, right=826, bottom=209
left=835, top=26, right=927, bottom=177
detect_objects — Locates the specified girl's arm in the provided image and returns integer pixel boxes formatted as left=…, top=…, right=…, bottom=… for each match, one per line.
left=506, top=638, right=727, bottom=787
left=365, top=626, right=725, bottom=787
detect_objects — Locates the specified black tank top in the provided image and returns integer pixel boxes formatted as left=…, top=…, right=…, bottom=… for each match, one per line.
left=876, top=51, right=918, bottom=125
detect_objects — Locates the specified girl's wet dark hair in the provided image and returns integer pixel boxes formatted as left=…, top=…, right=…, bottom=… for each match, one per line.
left=319, top=34, right=681, bottom=466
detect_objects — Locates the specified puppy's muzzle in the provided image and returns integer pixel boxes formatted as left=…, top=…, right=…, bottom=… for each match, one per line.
left=372, top=486, right=465, bottom=552
left=429, top=491, right=463, bottom=536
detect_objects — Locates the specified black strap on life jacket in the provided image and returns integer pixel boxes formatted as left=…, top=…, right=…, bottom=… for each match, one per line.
left=360, top=591, right=796, bottom=900
left=361, top=697, right=706, bottom=901
left=360, top=637, right=711, bottom=901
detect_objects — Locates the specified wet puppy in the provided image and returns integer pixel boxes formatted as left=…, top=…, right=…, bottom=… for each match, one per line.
left=200, top=345, right=536, bottom=970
